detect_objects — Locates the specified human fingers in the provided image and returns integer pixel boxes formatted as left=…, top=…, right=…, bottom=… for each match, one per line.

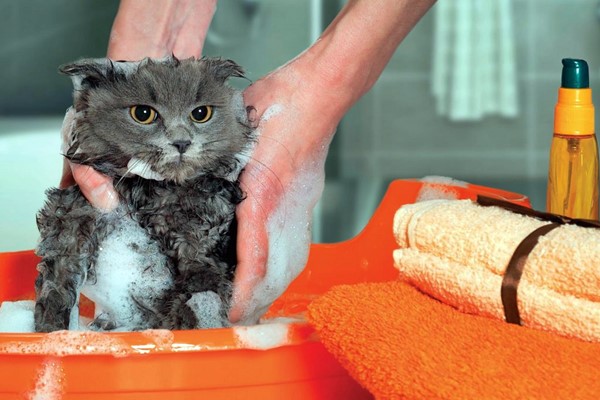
left=59, top=159, right=76, bottom=189
left=229, top=193, right=269, bottom=323
left=71, top=164, right=119, bottom=212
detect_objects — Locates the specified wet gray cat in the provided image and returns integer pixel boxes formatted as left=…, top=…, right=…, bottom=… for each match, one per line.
left=34, top=56, right=255, bottom=332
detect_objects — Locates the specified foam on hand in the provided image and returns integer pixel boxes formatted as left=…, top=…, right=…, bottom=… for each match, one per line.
left=237, top=103, right=330, bottom=324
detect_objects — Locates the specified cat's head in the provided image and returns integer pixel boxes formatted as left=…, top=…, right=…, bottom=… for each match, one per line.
left=60, top=56, right=255, bottom=183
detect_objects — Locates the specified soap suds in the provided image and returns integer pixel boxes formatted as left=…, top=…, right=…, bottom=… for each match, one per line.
left=0, top=330, right=131, bottom=357
left=141, top=329, right=175, bottom=351
left=236, top=100, right=330, bottom=324
left=0, top=300, right=34, bottom=332
left=420, top=175, right=468, bottom=187
left=0, top=300, right=96, bottom=333
left=259, top=104, right=283, bottom=123
left=186, top=291, right=226, bottom=328
left=233, top=320, right=290, bottom=350
left=82, top=215, right=172, bottom=331
left=28, top=358, right=65, bottom=400
left=417, top=176, right=465, bottom=202
left=239, top=165, right=323, bottom=324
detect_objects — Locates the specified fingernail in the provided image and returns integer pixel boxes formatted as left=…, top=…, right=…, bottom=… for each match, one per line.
left=90, top=183, right=119, bottom=212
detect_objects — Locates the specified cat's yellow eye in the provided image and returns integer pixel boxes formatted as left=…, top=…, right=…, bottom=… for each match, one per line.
left=190, top=106, right=213, bottom=123
left=130, top=105, right=158, bottom=124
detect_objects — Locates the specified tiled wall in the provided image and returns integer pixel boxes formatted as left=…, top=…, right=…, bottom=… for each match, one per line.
left=203, top=0, right=312, bottom=82
left=337, top=0, right=600, bottom=183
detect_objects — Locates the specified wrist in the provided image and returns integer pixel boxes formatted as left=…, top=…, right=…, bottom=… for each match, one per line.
left=297, top=0, right=436, bottom=114
left=107, top=0, right=216, bottom=61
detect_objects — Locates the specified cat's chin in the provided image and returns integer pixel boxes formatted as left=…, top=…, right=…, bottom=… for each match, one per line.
left=126, top=158, right=165, bottom=181
left=156, top=163, right=203, bottom=184
left=126, top=158, right=200, bottom=183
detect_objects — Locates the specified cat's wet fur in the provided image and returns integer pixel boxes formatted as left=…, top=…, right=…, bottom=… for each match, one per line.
left=34, top=56, right=255, bottom=332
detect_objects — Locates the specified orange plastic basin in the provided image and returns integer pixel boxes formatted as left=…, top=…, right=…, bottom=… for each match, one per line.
left=0, top=179, right=529, bottom=399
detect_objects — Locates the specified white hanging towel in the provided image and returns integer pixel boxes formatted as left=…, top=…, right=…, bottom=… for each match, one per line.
left=432, top=0, right=518, bottom=122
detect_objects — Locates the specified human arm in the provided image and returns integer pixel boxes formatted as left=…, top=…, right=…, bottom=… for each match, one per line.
left=229, top=0, right=436, bottom=323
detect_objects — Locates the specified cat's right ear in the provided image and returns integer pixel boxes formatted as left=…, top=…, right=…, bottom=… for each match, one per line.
left=59, top=58, right=133, bottom=91
left=59, top=59, right=109, bottom=90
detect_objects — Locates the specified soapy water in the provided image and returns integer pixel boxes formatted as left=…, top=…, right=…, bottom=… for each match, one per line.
left=6, top=319, right=298, bottom=400
left=0, top=299, right=305, bottom=351
left=0, top=328, right=132, bottom=356
left=0, top=305, right=305, bottom=353
left=233, top=320, right=290, bottom=350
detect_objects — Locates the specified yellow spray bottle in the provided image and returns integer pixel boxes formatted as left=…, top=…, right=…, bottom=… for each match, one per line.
left=546, top=58, right=599, bottom=220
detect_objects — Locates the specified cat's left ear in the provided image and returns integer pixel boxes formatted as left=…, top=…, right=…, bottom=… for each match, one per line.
left=204, top=58, right=246, bottom=83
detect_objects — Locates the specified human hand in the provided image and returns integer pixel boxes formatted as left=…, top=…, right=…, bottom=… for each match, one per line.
left=228, top=59, right=344, bottom=324
left=58, top=108, right=119, bottom=211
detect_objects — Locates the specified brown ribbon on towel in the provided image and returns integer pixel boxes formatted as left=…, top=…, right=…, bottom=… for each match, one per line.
left=476, top=195, right=600, bottom=325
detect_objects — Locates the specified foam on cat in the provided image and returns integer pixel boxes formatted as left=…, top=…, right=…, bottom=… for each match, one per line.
left=82, top=214, right=172, bottom=331
left=186, top=291, right=225, bottom=328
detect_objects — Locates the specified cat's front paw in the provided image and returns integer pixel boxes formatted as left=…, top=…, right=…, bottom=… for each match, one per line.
left=89, top=313, right=118, bottom=331
left=162, top=294, right=199, bottom=330
left=162, top=291, right=228, bottom=330
left=34, top=294, right=73, bottom=333
left=185, top=291, right=229, bottom=329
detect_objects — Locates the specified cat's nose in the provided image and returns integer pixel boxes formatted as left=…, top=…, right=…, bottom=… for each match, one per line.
left=171, top=140, right=192, bottom=154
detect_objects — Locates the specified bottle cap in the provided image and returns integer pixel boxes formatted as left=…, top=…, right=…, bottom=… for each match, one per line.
left=561, top=58, right=589, bottom=89
left=555, top=58, right=594, bottom=135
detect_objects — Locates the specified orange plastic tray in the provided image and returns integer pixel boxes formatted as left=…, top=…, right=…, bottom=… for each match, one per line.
left=0, top=179, right=529, bottom=399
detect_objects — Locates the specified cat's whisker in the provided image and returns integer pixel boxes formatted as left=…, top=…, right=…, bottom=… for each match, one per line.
left=114, top=158, right=145, bottom=190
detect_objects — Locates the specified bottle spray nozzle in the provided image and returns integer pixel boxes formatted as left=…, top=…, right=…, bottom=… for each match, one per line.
left=561, top=58, right=589, bottom=89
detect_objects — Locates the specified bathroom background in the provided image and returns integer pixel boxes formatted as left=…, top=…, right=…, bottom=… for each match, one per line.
left=1, top=0, right=599, bottom=251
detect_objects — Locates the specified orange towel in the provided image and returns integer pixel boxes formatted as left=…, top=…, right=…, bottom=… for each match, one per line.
left=307, top=281, right=600, bottom=400
left=393, top=199, right=600, bottom=341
